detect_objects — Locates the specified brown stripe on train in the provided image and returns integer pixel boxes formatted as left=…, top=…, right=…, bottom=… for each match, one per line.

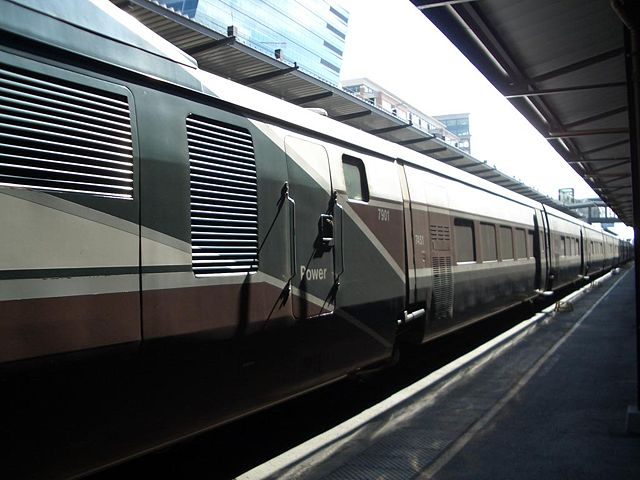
left=0, top=292, right=139, bottom=363
left=0, top=281, right=333, bottom=363
left=143, top=281, right=304, bottom=338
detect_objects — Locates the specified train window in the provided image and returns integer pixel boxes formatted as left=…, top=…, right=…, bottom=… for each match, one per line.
left=342, top=155, right=369, bottom=202
left=186, top=115, right=258, bottom=276
left=561, top=236, right=567, bottom=256
left=514, top=228, right=527, bottom=259
left=527, top=230, right=534, bottom=257
left=454, top=218, right=476, bottom=263
left=0, top=63, right=134, bottom=198
left=576, top=238, right=580, bottom=256
left=480, top=223, right=497, bottom=261
left=500, top=226, right=514, bottom=260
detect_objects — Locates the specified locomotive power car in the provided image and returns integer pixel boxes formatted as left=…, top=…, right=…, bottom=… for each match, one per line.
left=0, top=1, right=632, bottom=478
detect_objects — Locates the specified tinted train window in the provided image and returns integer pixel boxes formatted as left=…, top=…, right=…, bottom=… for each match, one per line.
left=342, top=155, right=369, bottom=201
left=561, top=236, right=567, bottom=256
left=481, top=223, right=497, bottom=261
left=500, top=226, right=513, bottom=260
left=527, top=230, right=534, bottom=257
left=454, top=218, right=476, bottom=263
left=514, top=228, right=527, bottom=259
left=186, top=115, right=258, bottom=276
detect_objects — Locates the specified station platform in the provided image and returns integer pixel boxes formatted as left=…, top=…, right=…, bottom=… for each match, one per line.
left=238, top=265, right=640, bottom=479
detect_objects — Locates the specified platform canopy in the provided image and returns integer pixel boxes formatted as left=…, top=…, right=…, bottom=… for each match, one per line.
left=412, top=0, right=636, bottom=226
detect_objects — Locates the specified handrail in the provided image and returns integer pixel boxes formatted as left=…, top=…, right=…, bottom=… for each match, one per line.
left=284, top=182, right=297, bottom=280
left=335, top=198, right=345, bottom=280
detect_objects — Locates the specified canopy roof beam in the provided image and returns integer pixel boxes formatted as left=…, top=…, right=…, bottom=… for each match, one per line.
left=415, top=0, right=479, bottom=9
left=420, top=147, right=447, bottom=155
left=531, top=48, right=625, bottom=83
left=546, top=128, right=629, bottom=138
left=333, top=110, right=372, bottom=122
left=581, top=139, right=630, bottom=155
left=367, top=123, right=412, bottom=135
left=505, top=82, right=627, bottom=98
left=289, top=91, right=333, bottom=105
left=238, top=64, right=299, bottom=86
left=399, top=137, right=433, bottom=145
left=184, top=36, right=235, bottom=55
left=567, top=156, right=629, bottom=163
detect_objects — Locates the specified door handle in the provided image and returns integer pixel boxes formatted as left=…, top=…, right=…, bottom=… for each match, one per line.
left=318, top=214, right=334, bottom=250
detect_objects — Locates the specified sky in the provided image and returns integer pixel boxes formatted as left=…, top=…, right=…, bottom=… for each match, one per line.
left=339, top=0, right=592, bottom=197
left=338, top=0, right=634, bottom=240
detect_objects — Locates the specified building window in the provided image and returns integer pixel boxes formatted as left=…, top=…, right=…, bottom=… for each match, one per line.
left=481, top=223, right=497, bottom=261
left=326, top=23, right=346, bottom=39
left=514, top=228, right=527, bottom=259
left=320, top=58, right=340, bottom=73
left=454, top=218, right=476, bottom=263
left=329, top=6, right=349, bottom=24
left=342, top=155, right=368, bottom=202
left=323, top=40, right=343, bottom=56
left=500, top=226, right=514, bottom=260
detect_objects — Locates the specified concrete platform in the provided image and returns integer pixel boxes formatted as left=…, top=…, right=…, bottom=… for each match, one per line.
left=238, top=265, right=640, bottom=480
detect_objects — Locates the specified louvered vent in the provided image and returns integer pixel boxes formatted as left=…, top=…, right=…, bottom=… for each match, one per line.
left=430, top=224, right=451, bottom=241
left=432, top=256, right=453, bottom=322
left=0, top=63, right=133, bottom=198
left=187, top=115, right=258, bottom=276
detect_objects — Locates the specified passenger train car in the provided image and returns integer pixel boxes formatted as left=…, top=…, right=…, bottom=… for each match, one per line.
left=0, top=1, right=631, bottom=478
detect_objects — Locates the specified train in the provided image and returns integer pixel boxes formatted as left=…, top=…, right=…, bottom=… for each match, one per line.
left=0, top=1, right=632, bottom=478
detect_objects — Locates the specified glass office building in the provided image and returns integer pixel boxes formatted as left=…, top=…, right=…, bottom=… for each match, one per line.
left=160, top=0, right=349, bottom=86
left=434, top=114, right=471, bottom=153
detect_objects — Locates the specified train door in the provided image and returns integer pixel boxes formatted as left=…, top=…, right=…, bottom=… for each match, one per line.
left=398, top=163, right=429, bottom=309
left=397, top=164, right=416, bottom=306
left=540, top=206, right=554, bottom=289
left=285, top=136, right=335, bottom=319
left=533, top=212, right=543, bottom=291
left=580, top=229, right=586, bottom=276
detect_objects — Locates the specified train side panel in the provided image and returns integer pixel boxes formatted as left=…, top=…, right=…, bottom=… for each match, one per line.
left=584, top=226, right=606, bottom=275
left=135, top=89, right=404, bottom=388
left=0, top=51, right=141, bottom=364
left=328, top=147, right=405, bottom=358
left=137, top=95, right=293, bottom=340
left=545, top=213, right=583, bottom=289
left=401, top=163, right=538, bottom=342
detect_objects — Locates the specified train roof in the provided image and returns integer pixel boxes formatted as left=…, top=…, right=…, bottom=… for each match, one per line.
left=2, top=0, right=200, bottom=88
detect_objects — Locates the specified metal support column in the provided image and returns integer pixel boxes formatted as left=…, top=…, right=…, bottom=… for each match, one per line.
left=614, top=0, right=640, bottom=434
